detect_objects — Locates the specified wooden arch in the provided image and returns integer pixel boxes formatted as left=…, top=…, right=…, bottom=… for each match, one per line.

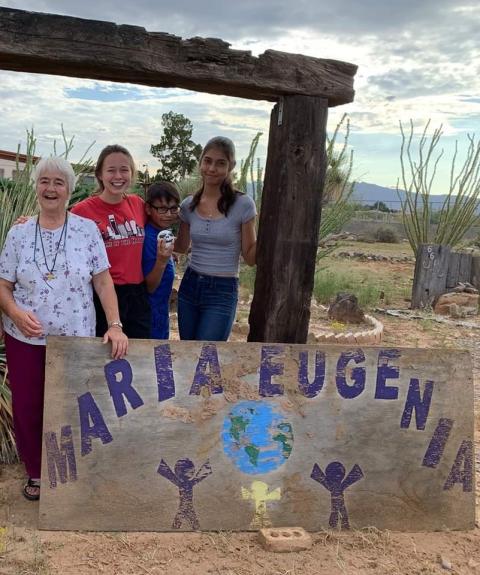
left=0, top=7, right=357, bottom=343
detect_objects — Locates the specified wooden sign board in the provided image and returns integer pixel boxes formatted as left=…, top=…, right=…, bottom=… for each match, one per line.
left=39, top=337, right=475, bottom=532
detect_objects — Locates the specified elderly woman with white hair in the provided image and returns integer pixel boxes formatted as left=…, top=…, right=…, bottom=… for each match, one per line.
left=0, top=156, right=127, bottom=501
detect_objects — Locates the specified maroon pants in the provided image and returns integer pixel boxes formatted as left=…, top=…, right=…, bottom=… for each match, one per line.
left=5, top=333, right=45, bottom=479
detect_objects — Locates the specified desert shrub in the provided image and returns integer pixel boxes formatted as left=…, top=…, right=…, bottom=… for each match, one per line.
left=69, top=181, right=95, bottom=207
left=239, top=264, right=256, bottom=296
left=0, top=364, right=17, bottom=464
left=313, top=270, right=391, bottom=308
left=374, top=227, right=399, bottom=243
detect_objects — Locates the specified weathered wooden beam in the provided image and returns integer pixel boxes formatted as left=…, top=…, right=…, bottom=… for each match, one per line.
left=0, top=8, right=357, bottom=106
left=248, top=96, right=328, bottom=343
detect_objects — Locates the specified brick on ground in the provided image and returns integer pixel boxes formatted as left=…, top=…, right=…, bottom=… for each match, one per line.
left=258, top=527, right=312, bottom=552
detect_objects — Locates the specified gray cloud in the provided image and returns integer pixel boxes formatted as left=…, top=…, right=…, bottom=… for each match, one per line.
left=2, top=0, right=478, bottom=43
left=367, top=68, right=467, bottom=99
left=2, top=0, right=480, bottom=189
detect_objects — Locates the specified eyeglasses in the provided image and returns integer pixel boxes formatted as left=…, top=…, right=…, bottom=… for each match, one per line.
left=148, top=204, right=180, bottom=214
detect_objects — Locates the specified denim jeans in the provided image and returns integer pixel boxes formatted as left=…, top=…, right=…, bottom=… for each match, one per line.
left=178, top=267, right=238, bottom=341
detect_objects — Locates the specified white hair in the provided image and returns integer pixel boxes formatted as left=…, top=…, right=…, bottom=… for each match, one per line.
left=34, top=156, right=77, bottom=198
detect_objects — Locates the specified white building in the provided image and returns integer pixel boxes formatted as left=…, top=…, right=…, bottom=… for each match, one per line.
left=0, top=149, right=96, bottom=185
left=0, top=149, right=39, bottom=180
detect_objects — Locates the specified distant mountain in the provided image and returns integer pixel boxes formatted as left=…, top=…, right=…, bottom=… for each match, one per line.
left=352, top=182, right=468, bottom=212
left=248, top=180, right=479, bottom=213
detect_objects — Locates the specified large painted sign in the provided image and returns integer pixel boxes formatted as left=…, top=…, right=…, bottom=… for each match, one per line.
left=39, top=337, right=475, bottom=531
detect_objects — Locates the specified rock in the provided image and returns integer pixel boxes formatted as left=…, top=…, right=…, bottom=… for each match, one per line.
left=433, top=292, right=479, bottom=316
left=440, top=556, right=452, bottom=571
left=328, top=293, right=365, bottom=324
left=231, top=322, right=250, bottom=335
left=307, top=332, right=318, bottom=344
left=258, top=527, right=312, bottom=553
left=231, top=322, right=243, bottom=334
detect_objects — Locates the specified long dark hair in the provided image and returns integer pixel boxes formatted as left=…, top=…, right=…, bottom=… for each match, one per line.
left=93, top=144, right=136, bottom=195
left=190, top=136, right=242, bottom=216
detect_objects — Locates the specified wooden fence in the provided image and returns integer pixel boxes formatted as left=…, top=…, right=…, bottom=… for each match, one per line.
left=411, top=244, right=480, bottom=309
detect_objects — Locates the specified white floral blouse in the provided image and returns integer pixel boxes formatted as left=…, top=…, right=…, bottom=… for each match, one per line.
left=0, top=213, right=110, bottom=345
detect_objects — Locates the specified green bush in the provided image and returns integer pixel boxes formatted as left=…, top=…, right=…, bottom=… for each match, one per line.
left=374, top=226, right=400, bottom=243
left=69, top=181, right=96, bottom=207
left=313, top=269, right=391, bottom=308
left=0, top=366, right=17, bottom=464
left=239, top=264, right=256, bottom=295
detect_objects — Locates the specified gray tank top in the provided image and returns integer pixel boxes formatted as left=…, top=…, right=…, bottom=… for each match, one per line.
left=179, top=194, right=256, bottom=276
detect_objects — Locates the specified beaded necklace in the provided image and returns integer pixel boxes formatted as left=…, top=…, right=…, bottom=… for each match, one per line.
left=34, top=214, right=68, bottom=282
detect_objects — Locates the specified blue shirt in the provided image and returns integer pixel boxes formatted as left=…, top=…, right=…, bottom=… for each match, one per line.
left=142, top=222, right=175, bottom=339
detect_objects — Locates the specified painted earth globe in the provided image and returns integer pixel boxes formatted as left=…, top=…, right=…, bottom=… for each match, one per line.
left=222, top=400, right=294, bottom=474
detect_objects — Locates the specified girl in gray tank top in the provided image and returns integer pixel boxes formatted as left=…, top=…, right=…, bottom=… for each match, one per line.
left=175, top=137, right=257, bottom=341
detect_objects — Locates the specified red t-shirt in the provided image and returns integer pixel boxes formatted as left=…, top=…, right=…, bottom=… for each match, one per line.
left=71, top=194, right=146, bottom=285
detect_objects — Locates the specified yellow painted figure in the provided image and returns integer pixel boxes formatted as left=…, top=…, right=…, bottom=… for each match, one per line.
left=241, top=481, right=281, bottom=529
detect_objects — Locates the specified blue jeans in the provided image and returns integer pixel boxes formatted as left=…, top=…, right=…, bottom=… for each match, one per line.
left=178, top=267, right=238, bottom=341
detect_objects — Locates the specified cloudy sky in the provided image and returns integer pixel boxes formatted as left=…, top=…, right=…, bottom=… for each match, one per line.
left=1, top=0, right=479, bottom=195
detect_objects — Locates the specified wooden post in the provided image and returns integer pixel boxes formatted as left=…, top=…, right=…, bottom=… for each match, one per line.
left=446, top=252, right=460, bottom=290
left=411, top=244, right=450, bottom=309
left=471, top=255, right=480, bottom=290
left=458, top=252, right=473, bottom=284
left=248, top=96, right=328, bottom=343
left=446, top=252, right=472, bottom=289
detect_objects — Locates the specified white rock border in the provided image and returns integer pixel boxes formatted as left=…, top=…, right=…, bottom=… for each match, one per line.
left=312, top=314, right=383, bottom=345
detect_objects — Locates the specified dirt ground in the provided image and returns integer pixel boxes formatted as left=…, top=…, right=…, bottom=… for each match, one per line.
left=0, top=253, right=479, bottom=575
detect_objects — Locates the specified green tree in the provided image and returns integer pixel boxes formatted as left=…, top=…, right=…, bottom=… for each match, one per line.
left=150, top=112, right=202, bottom=181
left=372, top=201, right=391, bottom=212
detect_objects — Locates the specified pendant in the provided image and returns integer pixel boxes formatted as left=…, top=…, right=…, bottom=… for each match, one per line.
left=45, top=272, right=56, bottom=281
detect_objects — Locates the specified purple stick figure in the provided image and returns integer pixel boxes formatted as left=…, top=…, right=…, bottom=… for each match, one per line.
left=157, top=458, right=212, bottom=530
left=311, top=461, right=364, bottom=529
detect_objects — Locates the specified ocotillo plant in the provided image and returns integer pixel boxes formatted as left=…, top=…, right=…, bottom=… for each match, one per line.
left=238, top=132, right=263, bottom=201
left=398, top=120, right=480, bottom=254
left=318, top=114, right=356, bottom=245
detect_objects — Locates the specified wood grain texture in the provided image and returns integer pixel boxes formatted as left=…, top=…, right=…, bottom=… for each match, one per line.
left=248, top=96, right=328, bottom=343
left=0, top=8, right=357, bottom=105
left=39, top=337, right=475, bottom=532
left=411, top=244, right=450, bottom=309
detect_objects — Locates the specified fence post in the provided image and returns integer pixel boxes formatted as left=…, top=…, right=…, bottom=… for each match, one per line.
left=471, top=256, right=480, bottom=290
left=411, top=244, right=450, bottom=309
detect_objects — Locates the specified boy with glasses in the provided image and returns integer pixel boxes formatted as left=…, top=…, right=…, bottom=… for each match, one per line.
left=142, top=182, right=181, bottom=339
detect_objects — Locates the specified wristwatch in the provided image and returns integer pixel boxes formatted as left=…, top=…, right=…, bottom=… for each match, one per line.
left=108, top=321, right=123, bottom=329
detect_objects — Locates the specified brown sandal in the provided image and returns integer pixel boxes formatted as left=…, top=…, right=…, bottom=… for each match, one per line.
left=23, top=478, right=40, bottom=501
